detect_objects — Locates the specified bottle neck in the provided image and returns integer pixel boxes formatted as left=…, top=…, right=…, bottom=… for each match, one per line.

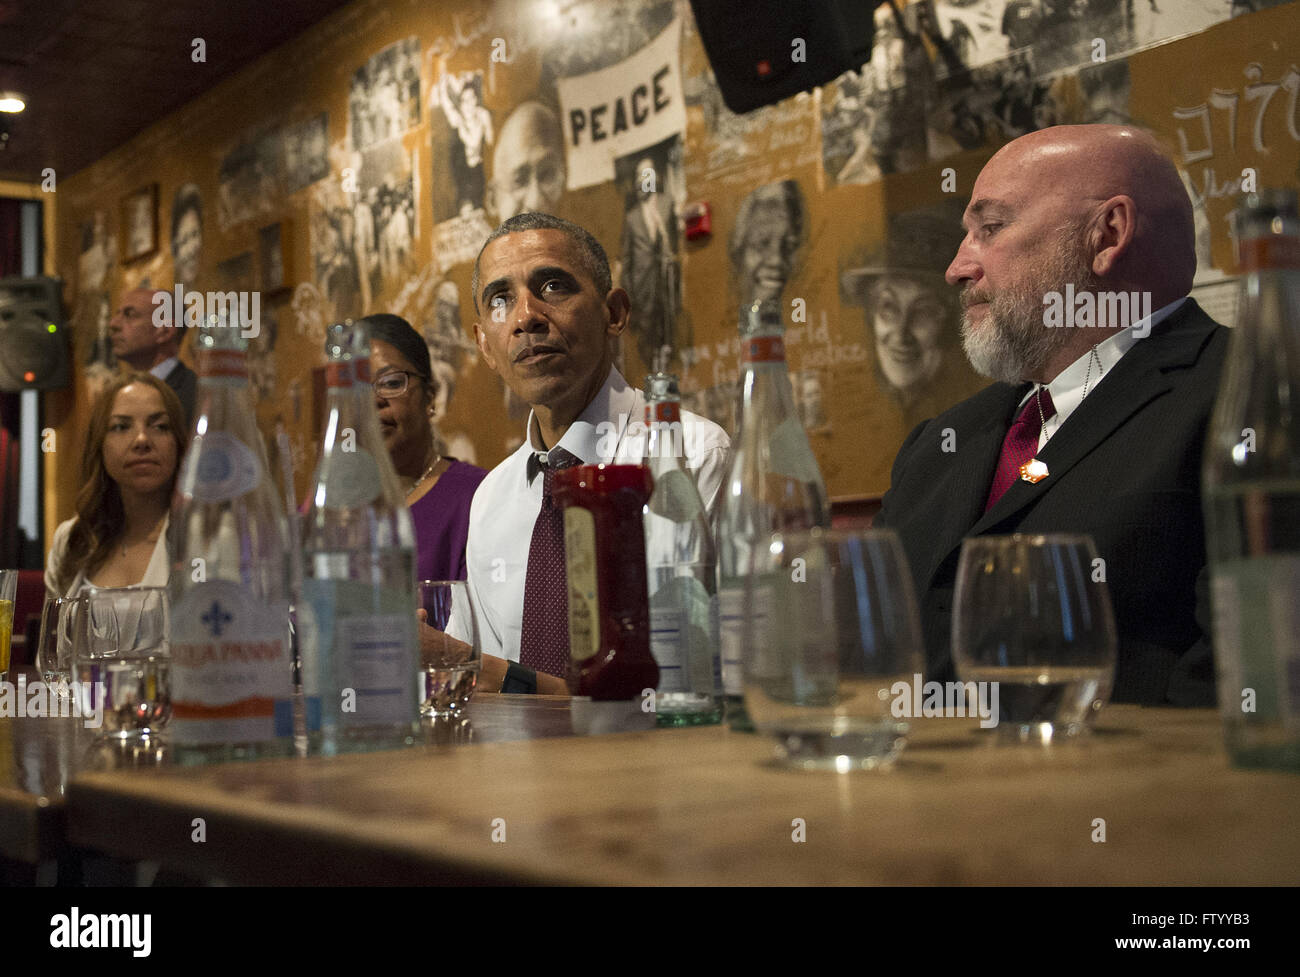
left=643, top=399, right=686, bottom=474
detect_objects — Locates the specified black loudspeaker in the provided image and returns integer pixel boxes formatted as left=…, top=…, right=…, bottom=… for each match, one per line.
left=688, top=0, right=880, bottom=114
left=0, top=276, right=69, bottom=391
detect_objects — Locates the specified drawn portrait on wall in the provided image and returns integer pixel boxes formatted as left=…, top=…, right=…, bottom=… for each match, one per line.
left=617, top=135, right=684, bottom=371
left=841, top=203, right=981, bottom=417
left=432, top=64, right=492, bottom=218
left=729, top=179, right=805, bottom=311
left=487, top=101, right=567, bottom=221
left=283, top=113, right=330, bottom=194
left=170, top=184, right=203, bottom=287
left=349, top=38, right=421, bottom=152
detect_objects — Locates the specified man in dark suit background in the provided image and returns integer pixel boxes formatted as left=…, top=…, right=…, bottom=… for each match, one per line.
left=875, top=124, right=1227, bottom=706
left=109, top=285, right=197, bottom=429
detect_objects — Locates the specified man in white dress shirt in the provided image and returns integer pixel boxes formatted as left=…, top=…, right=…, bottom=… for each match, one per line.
left=463, top=213, right=730, bottom=693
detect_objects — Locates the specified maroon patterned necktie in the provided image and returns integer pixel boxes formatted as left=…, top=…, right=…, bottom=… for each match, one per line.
left=984, top=387, right=1055, bottom=512
left=519, top=447, right=581, bottom=678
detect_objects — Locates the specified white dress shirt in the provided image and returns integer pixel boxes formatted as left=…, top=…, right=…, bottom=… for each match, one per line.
left=1028, top=297, right=1188, bottom=450
left=460, top=366, right=731, bottom=661
left=150, top=356, right=180, bottom=382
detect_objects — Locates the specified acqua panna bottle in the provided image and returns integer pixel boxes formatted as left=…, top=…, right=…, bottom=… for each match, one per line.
left=1203, top=189, right=1300, bottom=771
left=169, top=315, right=294, bottom=761
left=642, top=372, right=723, bottom=725
left=298, top=321, right=420, bottom=754
left=715, top=300, right=830, bottom=731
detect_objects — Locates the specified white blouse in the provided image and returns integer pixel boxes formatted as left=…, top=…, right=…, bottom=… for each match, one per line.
left=44, top=514, right=170, bottom=597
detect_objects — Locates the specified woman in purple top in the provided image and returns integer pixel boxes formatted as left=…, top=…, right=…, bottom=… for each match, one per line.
left=360, top=314, right=486, bottom=581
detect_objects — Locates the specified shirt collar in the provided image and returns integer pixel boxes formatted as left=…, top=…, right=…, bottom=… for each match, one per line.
left=150, top=356, right=179, bottom=381
left=1036, top=295, right=1189, bottom=430
left=524, top=366, right=638, bottom=482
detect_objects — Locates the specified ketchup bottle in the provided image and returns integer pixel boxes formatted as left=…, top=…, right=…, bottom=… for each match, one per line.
left=553, top=464, right=660, bottom=699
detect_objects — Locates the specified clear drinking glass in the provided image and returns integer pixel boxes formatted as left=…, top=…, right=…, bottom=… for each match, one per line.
left=741, top=529, right=925, bottom=770
left=78, top=587, right=171, bottom=739
left=952, top=534, right=1117, bottom=743
left=0, top=569, right=17, bottom=682
left=417, top=580, right=481, bottom=719
left=36, top=594, right=85, bottom=695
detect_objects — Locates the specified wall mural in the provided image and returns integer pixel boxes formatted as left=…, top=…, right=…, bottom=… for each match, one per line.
left=47, top=0, right=1300, bottom=524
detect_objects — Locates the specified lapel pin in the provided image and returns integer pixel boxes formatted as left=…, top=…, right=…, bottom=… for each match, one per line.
left=1019, top=459, right=1049, bottom=483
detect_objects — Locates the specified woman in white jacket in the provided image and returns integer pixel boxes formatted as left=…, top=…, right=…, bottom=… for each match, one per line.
left=45, top=372, right=184, bottom=597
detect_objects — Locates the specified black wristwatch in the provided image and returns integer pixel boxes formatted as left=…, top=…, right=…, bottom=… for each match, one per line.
left=501, top=661, right=538, bottom=694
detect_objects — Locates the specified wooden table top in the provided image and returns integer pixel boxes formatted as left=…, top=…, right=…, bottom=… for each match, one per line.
left=0, top=714, right=81, bottom=863
left=63, top=701, right=1300, bottom=885
left=0, top=690, right=578, bottom=864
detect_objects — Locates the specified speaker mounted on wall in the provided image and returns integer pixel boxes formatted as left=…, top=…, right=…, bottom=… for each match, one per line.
left=0, top=276, right=69, bottom=391
left=688, top=0, right=880, bottom=115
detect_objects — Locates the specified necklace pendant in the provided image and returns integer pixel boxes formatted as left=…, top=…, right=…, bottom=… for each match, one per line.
left=1019, top=458, right=1049, bottom=483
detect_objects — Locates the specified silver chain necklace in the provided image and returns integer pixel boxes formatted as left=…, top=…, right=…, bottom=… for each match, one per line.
left=1036, top=344, right=1103, bottom=446
left=1021, top=345, right=1103, bottom=485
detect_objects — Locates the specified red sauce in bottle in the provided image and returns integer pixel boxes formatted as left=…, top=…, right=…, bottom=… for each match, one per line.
left=552, top=464, right=659, bottom=699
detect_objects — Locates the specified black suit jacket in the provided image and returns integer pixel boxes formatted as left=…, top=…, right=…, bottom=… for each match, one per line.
left=164, top=359, right=198, bottom=433
left=875, top=299, right=1229, bottom=706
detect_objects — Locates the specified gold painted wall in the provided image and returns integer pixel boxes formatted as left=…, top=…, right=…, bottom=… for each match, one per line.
left=46, top=0, right=1300, bottom=547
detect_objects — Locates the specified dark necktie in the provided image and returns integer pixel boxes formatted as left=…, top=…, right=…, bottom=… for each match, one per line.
left=985, top=387, right=1055, bottom=512
left=519, top=446, right=581, bottom=678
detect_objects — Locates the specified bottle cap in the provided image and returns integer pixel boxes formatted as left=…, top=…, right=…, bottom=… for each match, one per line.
left=644, top=372, right=681, bottom=402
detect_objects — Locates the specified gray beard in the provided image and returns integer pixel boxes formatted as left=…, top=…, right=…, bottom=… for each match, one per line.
left=960, top=243, right=1095, bottom=384
left=960, top=300, right=1069, bottom=384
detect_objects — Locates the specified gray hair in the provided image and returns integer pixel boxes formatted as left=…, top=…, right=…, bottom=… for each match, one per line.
left=471, top=212, right=612, bottom=312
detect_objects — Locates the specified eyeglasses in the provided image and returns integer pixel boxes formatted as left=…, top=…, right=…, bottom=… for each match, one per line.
left=371, top=370, right=425, bottom=398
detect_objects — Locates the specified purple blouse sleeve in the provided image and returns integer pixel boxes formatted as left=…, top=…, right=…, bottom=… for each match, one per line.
left=408, top=460, right=488, bottom=583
